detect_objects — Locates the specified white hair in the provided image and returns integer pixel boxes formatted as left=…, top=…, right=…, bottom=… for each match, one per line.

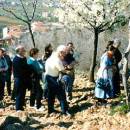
left=15, top=45, right=24, bottom=52
left=56, top=45, right=66, bottom=53
left=113, top=38, right=121, bottom=48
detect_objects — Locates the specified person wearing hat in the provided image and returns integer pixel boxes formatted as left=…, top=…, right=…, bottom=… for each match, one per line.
left=0, top=48, right=8, bottom=107
left=2, top=48, right=12, bottom=96
left=12, top=45, right=31, bottom=111
left=45, top=45, right=70, bottom=115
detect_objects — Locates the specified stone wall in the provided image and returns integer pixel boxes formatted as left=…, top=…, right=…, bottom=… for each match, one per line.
left=19, top=25, right=129, bottom=71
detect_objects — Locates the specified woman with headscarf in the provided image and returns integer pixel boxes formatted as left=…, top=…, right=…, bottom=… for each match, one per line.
left=95, top=45, right=116, bottom=104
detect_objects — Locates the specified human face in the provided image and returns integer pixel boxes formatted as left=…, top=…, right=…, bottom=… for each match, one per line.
left=0, top=50, right=4, bottom=57
left=68, top=44, right=74, bottom=50
left=59, top=51, right=66, bottom=60
left=49, top=46, right=53, bottom=52
left=33, top=52, right=39, bottom=59
left=18, top=47, right=26, bottom=57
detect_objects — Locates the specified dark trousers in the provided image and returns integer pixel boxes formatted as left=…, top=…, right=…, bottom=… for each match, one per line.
left=0, top=73, right=6, bottom=100
left=113, top=71, right=120, bottom=96
left=30, top=79, right=43, bottom=109
left=61, top=75, right=73, bottom=95
left=11, top=81, right=16, bottom=100
left=45, top=75, right=68, bottom=114
left=14, top=78, right=26, bottom=111
left=5, top=72, right=12, bottom=95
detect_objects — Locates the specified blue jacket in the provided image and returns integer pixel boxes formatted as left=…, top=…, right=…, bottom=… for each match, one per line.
left=27, top=57, right=43, bottom=78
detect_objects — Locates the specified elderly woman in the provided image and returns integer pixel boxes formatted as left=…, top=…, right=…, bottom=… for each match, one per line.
left=27, top=48, right=44, bottom=111
left=105, top=40, right=122, bottom=97
left=95, top=45, right=116, bottom=104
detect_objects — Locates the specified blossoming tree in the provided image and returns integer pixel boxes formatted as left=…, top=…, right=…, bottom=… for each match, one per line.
left=56, top=0, right=129, bottom=82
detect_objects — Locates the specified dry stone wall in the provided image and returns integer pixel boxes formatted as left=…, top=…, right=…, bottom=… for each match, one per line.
left=19, top=25, right=129, bottom=70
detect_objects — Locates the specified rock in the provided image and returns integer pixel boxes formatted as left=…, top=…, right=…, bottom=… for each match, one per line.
left=8, top=105, right=15, bottom=110
left=30, top=124, right=41, bottom=128
left=0, top=116, right=23, bottom=129
left=5, top=123, right=23, bottom=130
left=10, top=111, right=28, bottom=122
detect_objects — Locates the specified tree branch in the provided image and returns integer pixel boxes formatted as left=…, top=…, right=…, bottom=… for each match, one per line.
left=31, top=0, right=38, bottom=21
left=98, top=21, right=110, bottom=30
left=19, top=0, right=30, bottom=22
left=99, top=20, right=121, bottom=32
left=68, top=4, right=95, bottom=28
left=2, top=7, right=28, bottom=24
left=84, top=2, right=92, bottom=11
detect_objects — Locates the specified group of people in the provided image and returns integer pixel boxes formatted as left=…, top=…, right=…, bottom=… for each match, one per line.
left=0, top=42, right=77, bottom=116
left=0, top=39, right=123, bottom=115
left=95, top=40, right=122, bottom=104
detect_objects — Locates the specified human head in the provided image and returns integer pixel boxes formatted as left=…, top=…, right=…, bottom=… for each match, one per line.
left=106, top=41, right=114, bottom=50
left=29, top=48, right=39, bottom=59
left=0, top=48, right=4, bottom=57
left=107, top=45, right=115, bottom=58
left=1, top=48, right=6, bottom=55
left=67, top=42, right=74, bottom=50
left=108, top=45, right=115, bottom=51
left=56, top=45, right=67, bottom=60
left=113, top=39, right=121, bottom=48
left=45, top=43, right=53, bottom=52
left=15, top=45, right=26, bottom=57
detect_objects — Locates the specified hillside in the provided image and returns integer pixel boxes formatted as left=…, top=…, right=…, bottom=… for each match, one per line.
left=0, top=16, right=23, bottom=26
left=0, top=72, right=130, bottom=130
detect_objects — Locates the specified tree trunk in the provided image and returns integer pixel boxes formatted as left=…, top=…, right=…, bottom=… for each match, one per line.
left=122, top=20, right=130, bottom=106
left=28, top=23, right=35, bottom=47
left=122, top=55, right=129, bottom=105
left=89, top=29, right=99, bottom=82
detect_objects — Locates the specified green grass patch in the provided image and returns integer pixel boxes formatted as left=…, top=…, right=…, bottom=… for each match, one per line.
left=118, top=94, right=126, bottom=102
left=110, top=104, right=130, bottom=115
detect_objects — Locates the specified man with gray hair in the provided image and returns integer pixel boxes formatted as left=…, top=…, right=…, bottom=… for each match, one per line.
left=45, top=45, right=70, bottom=115
left=13, top=45, right=31, bottom=111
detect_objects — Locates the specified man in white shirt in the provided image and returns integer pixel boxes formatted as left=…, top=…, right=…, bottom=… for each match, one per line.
left=45, top=45, right=70, bottom=115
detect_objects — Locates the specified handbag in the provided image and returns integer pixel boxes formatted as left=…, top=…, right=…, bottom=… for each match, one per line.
left=96, top=78, right=110, bottom=91
left=96, top=68, right=111, bottom=91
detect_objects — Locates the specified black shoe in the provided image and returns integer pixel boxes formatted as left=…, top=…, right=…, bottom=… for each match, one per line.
left=48, top=109, right=59, bottom=114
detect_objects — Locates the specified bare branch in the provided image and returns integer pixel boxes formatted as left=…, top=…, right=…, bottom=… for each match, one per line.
left=2, top=7, right=28, bottom=24
left=19, top=0, right=30, bottom=22
left=98, top=21, right=110, bottom=30
left=99, top=20, right=121, bottom=32
left=31, top=0, right=38, bottom=21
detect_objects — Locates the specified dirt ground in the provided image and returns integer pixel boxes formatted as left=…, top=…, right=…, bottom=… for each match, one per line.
left=0, top=72, right=130, bottom=130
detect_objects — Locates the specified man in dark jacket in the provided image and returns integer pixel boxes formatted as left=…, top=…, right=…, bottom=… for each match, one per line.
left=2, top=48, right=12, bottom=96
left=0, top=48, right=8, bottom=104
left=13, top=45, right=31, bottom=111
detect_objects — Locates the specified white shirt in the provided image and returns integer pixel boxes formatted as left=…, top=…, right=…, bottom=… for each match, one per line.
left=45, top=52, right=64, bottom=77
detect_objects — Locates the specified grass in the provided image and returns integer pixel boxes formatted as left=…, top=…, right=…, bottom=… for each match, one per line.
left=109, top=103, right=130, bottom=116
